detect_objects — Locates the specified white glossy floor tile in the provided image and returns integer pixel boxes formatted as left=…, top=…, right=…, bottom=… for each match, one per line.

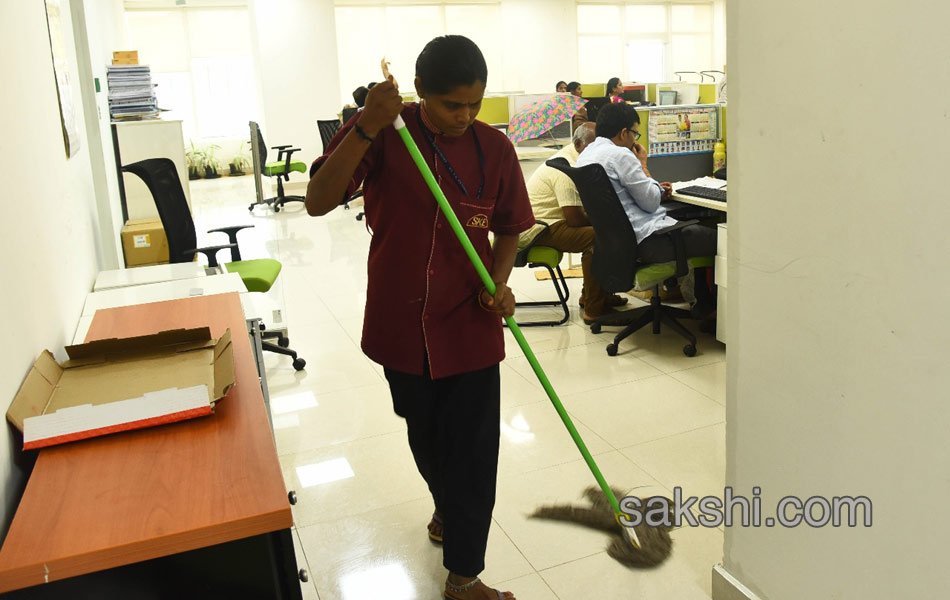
left=487, top=572, right=559, bottom=600
left=265, top=320, right=383, bottom=395
left=539, top=524, right=722, bottom=599
left=298, top=497, right=532, bottom=600
left=493, top=451, right=671, bottom=571
left=502, top=321, right=602, bottom=359
left=623, top=326, right=726, bottom=373
left=621, top=423, right=727, bottom=502
left=279, top=431, right=430, bottom=527
left=561, top=375, right=725, bottom=448
left=506, top=342, right=664, bottom=397
left=670, top=362, right=727, bottom=405
left=499, top=362, right=550, bottom=410
left=498, top=401, right=613, bottom=478
left=272, top=382, right=405, bottom=456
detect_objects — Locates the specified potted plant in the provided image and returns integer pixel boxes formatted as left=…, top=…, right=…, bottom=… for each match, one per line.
left=229, top=141, right=250, bottom=176
left=185, top=141, right=203, bottom=180
left=203, top=144, right=221, bottom=179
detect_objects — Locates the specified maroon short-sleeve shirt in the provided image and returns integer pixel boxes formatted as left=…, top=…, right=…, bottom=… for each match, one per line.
left=311, top=103, right=534, bottom=379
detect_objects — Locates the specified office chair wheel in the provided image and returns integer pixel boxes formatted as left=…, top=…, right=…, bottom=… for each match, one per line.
left=248, top=204, right=255, bottom=212
left=288, top=491, right=297, bottom=505
left=278, top=335, right=290, bottom=348
left=356, top=212, right=364, bottom=221
left=590, top=323, right=602, bottom=334
left=606, top=343, right=618, bottom=356
left=274, top=205, right=281, bottom=213
left=683, top=344, right=697, bottom=357
left=299, top=569, right=309, bottom=583
left=293, top=357, right=306, bottom=371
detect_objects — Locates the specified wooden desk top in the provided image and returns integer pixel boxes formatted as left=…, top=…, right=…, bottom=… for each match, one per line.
left=0, top=293, right=292, bottom=593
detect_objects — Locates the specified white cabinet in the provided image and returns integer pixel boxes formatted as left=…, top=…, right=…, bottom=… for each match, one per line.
left=114, top=120, right=191, bottom=220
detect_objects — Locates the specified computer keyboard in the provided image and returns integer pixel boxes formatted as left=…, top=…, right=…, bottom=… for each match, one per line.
left=676, top=185, right=727, bottom=202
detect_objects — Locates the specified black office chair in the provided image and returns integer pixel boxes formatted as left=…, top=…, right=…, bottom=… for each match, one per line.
left=546, top=157, right=713, bottom=357
left=317, top=119, right=341, bottom=153
left=341, top=106, right=359, bottom=124
left=316, top=118, right=365, bottom=214
left=123, top=158, right=306, bottom=371
left=248, top=121, right=306, bottom=213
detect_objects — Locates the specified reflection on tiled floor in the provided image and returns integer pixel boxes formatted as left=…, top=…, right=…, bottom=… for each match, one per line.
left=191, top=174, right=726, bottom=599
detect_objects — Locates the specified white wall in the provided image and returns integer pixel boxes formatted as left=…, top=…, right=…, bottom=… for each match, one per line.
left=500, top=0, right=578, bottom=93
left=248, top=0, right=341, bottom=182
left=720, top=1, right=950, bottom=598
left=0, top=0, right=103, bottom=541
left=76, top=0, right=125, bottom=269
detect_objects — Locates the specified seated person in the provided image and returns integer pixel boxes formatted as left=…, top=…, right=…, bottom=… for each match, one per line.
left=576, top=103, right=717, bottom=319
left=519, top=122, right=629, bottom=322
left=556, top=80, right=567, bottom=93
left=566, top=81, right=589, bottom=129
left=606, top=77, right=624, bottom=104
left=352, top=85, right=369, bottom=108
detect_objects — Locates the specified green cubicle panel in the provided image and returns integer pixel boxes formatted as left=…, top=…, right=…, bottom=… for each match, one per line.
left=647, top=83, right=657, bottom=103
left=582, top=83, right=606, bottom=98
left=721, top=105, right=727, bottom=146
left=637, top=109, right=652, bottom=156
left=698, top=84, right=717, bottom=104
left=477, top=96, right=510, bottom=126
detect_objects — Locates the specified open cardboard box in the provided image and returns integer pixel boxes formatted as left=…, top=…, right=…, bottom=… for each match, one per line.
left=7, top=327, right=234, bottom=450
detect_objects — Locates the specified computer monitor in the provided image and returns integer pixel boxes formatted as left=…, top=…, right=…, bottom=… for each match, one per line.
left=658, top=90, right=678, bottom=106
left=621, top=86, right=646, bottom=103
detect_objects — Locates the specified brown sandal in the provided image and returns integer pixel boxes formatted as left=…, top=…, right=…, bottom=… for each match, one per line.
left=444, top=576, right=511, bottom=600
left=428, top=512, right=444, bottom=544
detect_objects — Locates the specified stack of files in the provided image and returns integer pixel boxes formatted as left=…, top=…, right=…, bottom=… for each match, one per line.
left=106, top=64, right=158, bottom=120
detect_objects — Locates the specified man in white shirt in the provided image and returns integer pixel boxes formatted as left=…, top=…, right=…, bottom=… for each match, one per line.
left=519, top=122, right=628, bottom=321
left=576, top=102, right=717, bottom=318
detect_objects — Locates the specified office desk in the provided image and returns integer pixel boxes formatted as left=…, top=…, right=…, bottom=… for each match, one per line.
left=668, top=180, right=728, bottom=343
left=670, top=185, right=727, bottom=213
left=93, top=262, right=209, bottom=291
left=81, top=272, right=246, bottom=317
left=0, top=293, right=299, bottom=597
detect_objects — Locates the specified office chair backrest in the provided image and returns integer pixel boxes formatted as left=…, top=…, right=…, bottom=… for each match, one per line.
left=122, top=158, right=197, bottom=264
left=254, top=126, right=268, bottom=169
left=546, top=157, right=640, bottom=293
left=249, top=121, right=265, bottom=205
left=341, top=107, right=359, bottom=125
left=317, top=119, right=342, bottom=153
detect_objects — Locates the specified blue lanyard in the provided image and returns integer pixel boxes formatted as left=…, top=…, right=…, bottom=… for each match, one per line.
left=416, top=106, right=485, bottom=200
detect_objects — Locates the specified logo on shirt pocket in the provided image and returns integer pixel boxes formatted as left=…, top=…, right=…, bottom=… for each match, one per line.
left=466, top=214, right=489, bottom=229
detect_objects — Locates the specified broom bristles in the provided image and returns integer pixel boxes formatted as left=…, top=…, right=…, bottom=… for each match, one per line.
left=531, top=486, right=674, bottom=568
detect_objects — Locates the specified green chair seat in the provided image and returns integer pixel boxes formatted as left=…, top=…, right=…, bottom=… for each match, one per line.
left=264, top=160, right=307, bottom=177
left=525, top=245, right=563, bottom=267
left=224, top=258, right=282, bottom=293
left=634, top=256, right=714, bottom=289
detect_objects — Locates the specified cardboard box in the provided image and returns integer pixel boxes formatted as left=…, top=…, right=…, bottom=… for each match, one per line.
left=121, top=218, right=169, bottom=267
left=112, top=50, right=139, bottom=65
left=7, top=327, right=234, bottom=450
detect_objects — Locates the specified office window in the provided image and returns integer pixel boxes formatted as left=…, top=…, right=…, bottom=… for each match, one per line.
left=577, top=1, right=723, bottom=83
left=123, top=5, right=259, bottom=142
left=333, top=2, right=503, bottom=108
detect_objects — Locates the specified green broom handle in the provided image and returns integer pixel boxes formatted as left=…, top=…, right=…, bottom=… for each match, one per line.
left=392, top=115, right=622, bottom=519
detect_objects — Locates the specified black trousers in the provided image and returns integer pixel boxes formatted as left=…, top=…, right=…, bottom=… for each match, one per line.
left=638, top=223, right=718, bottom=305
left=383, top=361, right=501, bottom=577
